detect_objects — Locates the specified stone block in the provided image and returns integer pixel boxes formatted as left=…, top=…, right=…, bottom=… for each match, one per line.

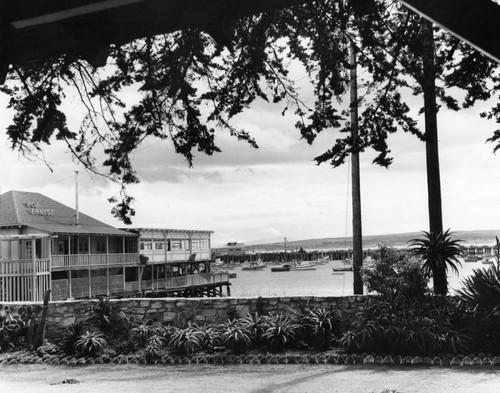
left=236, top=305, right=250, bottom=317
left=163, top=311, right=177, bottom=321
left=193, top=315, right=205, bottom=323
left=200, top=309, right=217, bottom=318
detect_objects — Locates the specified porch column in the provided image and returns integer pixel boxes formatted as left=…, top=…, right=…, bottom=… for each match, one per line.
left=32, top=239, right=37, bottom=302
left=106, top=237, right=110, bottom=296
left=138, top=266, right=141, bottom=292
left=106, top=236, right=109, bottom=266
left=47, top=237, right=52, bottom=301
left=68, top=235, right=71, bottom=267
left=69, top=269, right=72, bottom=299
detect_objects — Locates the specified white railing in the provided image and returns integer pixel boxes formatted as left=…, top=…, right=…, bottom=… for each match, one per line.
left=0, top=258, right=50, bottom=302
left=51, top=253, right=139, bottom=268
left=140, top=250, right=212, bottom=263
left=50, top=272, right=230, bottom=301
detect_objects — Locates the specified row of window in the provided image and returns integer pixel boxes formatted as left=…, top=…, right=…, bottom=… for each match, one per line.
left=55, top=238, right=138, bottom=254
left=140, top=238, right=210, bottom=251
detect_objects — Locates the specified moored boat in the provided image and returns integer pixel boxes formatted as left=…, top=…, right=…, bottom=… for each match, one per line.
left=314, top=257, right=330, bottom=265
left=289, top=260, right=316, bottom=271
left=332, top=266, right=353, bottom=272
left=241, top=260, right=266, bottom=270
left=271, top=264, right=291, bottom=272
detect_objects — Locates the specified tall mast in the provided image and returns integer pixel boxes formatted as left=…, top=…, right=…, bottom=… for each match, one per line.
left=74, top=171, right=79, bottom=226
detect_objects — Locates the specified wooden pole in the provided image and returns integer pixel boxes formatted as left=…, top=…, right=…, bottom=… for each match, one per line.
left=34, top=289, right=51, bottom=349
left=350, top=42, right=363, bottom=295
left=422, top=19, right=443, bottom=238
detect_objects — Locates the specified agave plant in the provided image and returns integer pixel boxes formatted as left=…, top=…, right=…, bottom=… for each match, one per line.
left=61, top=322, right=86, bottom=355
left=167, top=327, right=203, bottom=356
left=306, top=307, right=344, bottom=349
left=261, top=313, right=301, bottom=352
left=74, top=331, right=107, bottom=357
left=238, top=313, right=267, bottom=346
left=221, top=320, right=252, bottom=354
left=456, top=264, right=500, bottom=320
left=143, top=335, right=167, bottom=363
left=130, top=320, right=156, bottom=347
left=409, top=229, right=465, bottom=295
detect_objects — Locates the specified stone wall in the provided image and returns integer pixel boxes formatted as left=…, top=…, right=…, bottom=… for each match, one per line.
left=2, top=296, right=368, bottom=339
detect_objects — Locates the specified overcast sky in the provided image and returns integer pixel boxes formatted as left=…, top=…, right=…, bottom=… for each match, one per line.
left=1, top=62, right=500, bottom=248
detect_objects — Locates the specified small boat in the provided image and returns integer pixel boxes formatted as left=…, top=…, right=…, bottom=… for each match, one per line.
left=332, top=257, right=353, bottom=272
left=241, top=261, right=266, bottom=270
left=289, top=261, right=316, bottom=271
left=271, top=264, right=291, bottom=272
left=314, top=257, right=330, bottom=265
left=332, top=266, right=353, bottom=272
left=481, top=257, right=496, bottom=265
left=228, top=272, right=237, bottom=279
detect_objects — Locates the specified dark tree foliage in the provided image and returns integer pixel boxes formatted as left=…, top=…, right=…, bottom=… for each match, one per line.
left=0, top=0, right=498, bottom=223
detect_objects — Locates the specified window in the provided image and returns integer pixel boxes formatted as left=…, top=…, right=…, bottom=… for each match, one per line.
left=170, top=240, right=182, bottom=250
left=154, top=241, right=164, bottom=250
left=96, top=240, right=107, bottom=253
left=140, top=239, right=153, bottom=251
left=192, top=239, right=209, bottom=249
left=125, top=238, right=138, bottom=253
left=25, top=241, right=32, bottom=259
left=78, top=239, right=89, bottom=253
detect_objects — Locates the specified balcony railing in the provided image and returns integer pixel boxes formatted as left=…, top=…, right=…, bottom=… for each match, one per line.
left=51, top=253, right=139, bottom=268
left=0, top=258, right=50, bottom=302
left=51, top=272, right=230, bottom=300
left=139, top=250, right=212, bottom=263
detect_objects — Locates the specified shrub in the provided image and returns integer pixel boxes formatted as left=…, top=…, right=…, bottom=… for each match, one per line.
left=109, top=338, right=137, bottom=355
left=191, top=323, right=222, bottom=350
left=456, top=264, right=500, bottom=351
left=362, top=245, right=428, bottom=298
left=61, top=322, right=86, bottom=355
left=130, top=319, right=158, bottom=347
left=88, top=297, right=131, bottom=339
left=305, top=307, right=343, bottom=350
left=340, top=295, right=470, bottom=355
left=221, top=320, right=252, bottom=354
left=74, top=331, right=107, bottom=357
left=288, top=305, right=343, bottom=350
left=261, top=313, right=301, bottom=352
left=457, top=264, right=500, bottom=319
left=167, top=327, right=203, bottom=356
left=143, top=335, right=167, bottom=363
left=238, top=313, right=267, bottom=347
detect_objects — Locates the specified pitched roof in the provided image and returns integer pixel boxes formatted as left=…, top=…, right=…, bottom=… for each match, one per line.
left=0, top=190, right=135, bottom=236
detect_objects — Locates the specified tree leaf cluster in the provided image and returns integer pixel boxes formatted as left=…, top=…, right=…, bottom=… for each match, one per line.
left=1, top=0, right=499, bottom=223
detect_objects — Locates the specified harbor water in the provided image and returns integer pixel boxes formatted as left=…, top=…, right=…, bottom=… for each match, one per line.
left=227, top=258, right=492, bottom=297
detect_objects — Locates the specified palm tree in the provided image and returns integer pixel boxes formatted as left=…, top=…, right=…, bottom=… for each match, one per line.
left=409, top=229, right=464, bottom=295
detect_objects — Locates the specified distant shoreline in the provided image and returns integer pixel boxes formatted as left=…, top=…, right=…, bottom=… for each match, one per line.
left=233, top=229, right=500, bottom=252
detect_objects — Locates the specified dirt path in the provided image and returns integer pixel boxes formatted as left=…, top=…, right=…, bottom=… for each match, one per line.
left=1, top=364, right=500, bottom=393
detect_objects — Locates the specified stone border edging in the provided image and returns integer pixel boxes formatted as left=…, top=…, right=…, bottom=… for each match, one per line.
left=2, top=352, right=500, bottom=367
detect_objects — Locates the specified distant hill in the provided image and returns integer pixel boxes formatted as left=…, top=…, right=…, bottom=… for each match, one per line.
left=245, top=229, right=500, bottom=252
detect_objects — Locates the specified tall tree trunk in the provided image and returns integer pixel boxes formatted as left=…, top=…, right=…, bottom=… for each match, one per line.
left=350, top=42, right=363, bottom=295
left=422, top=19, right=445, bottom=294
